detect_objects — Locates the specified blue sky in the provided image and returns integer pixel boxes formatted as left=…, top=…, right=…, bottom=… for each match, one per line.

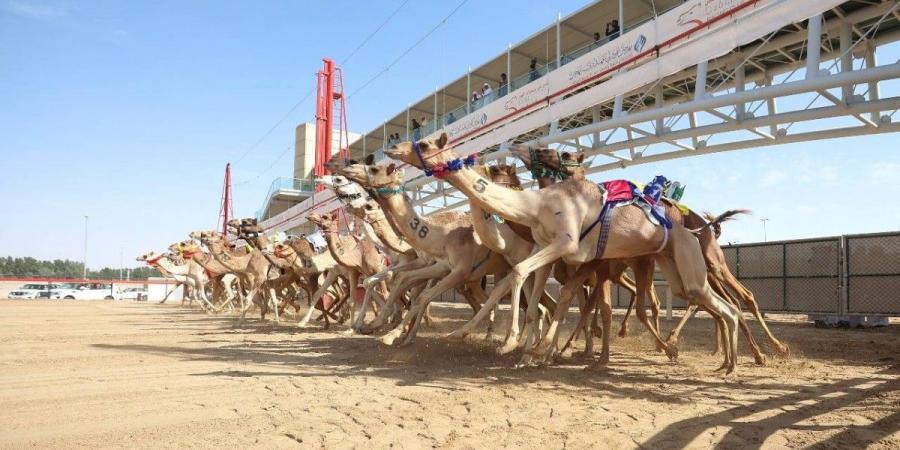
left=1, top=0, right=898, bottom=269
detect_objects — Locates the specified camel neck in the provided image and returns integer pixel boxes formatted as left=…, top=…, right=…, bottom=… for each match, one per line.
left=378, top=194, right=442, bottom=254
left=367, top=213, right=413, bottom=254
left=444, top=167, right=537, bottom=224
left=323, top=229, right=357, bottom=267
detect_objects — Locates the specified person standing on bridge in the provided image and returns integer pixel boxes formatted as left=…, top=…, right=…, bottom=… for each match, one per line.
left=411, top=118, right=421, bottom=140
left=529, top=58, right=539, bottom=82
left=498, top=73, right=508, bottom=97
left=606, top=20, right=620, bottom=40
left=481, top=83, right=493, bottom=104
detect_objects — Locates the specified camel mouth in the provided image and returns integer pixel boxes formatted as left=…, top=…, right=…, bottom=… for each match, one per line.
left=384, top=147, right=402, bottom=158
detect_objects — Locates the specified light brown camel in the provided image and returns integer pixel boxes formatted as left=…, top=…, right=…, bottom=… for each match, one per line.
left=307, top=212, right=389, bottom=327
left=534, top=149, right=788, bottom=364
left=136, top=251, right=213, bottom=310
left=339, top=162, right=509, bottom=346
left=171, top=240, right=242, bottom=312
left=192, top=231, right=276, bottom=324
left=385, top=133, right=742, bottom=373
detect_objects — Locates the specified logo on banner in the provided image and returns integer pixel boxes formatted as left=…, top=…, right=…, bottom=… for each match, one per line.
left=446, top=113, right=488, bottom=139
left=633, top=34, right=647, bottom=52
left=677, top=2, right=703, bottom=27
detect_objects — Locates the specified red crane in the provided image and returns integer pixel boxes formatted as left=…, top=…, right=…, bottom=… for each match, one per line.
left=218, top=162, right=233, bottom=237
left=314, top=58, right=350, bottom=190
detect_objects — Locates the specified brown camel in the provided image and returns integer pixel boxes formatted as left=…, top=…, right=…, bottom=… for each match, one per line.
left=385, top=133, right=742, bottom=373
left=535, top=149, right=788, bottom=364
left=339, top=162, right=509, bottom=346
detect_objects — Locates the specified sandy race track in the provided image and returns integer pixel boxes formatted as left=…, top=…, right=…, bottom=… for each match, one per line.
left=0, top=299, right=897, bottom=449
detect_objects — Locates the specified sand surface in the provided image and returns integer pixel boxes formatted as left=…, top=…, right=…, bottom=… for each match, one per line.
left=0, top=299, right=897, bottom=449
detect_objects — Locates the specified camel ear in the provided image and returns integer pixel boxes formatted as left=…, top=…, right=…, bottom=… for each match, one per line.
left=436, top=132, right=449, bottom=149
left=577, top=152, right=585, bottom=164
left=386, top=163, right=397, bottom=175
left=347, top=159, right=358, bottom=165
left=364, top=154, right=375, bottom=165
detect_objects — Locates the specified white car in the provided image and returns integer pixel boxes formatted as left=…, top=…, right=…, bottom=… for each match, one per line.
left=8, top=283, right=59, bottom=299
left=50, top=283, right=115, bottom=300
left=114, top=287, right=148, bottom=301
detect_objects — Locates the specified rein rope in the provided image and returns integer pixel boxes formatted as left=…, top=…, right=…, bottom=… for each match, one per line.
left=412, top=140, right=477, bottom=179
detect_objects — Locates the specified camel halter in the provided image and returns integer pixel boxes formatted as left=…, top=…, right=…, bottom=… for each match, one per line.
left=411, top=140, right=476, bottom=179
left=145, top=255, right=163, bottom=266
left=528, top=147, right=579, bottom=180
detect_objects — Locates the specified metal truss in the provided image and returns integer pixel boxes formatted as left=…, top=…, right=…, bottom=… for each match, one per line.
left=405, top=0, right=900, bottom=217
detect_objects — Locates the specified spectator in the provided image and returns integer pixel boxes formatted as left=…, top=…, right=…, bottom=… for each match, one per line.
left=471, top=90, right=481, bottom=107
left=411, top=118, right=421, bottom=140
left=481, top=83, right=493, bottom=103
left=605, top=20, right=620, bottom=40
left=447, top=112, right=456, bottom=124
left=498, top=73, right=508, bottom=97
left=593, top=32, right=602, bottom=48
left=529, top=58, right=539, bottom=81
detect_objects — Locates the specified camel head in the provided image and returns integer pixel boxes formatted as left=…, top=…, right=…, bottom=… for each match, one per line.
left=340, top=162, right=404, bottom=191
left=487, top=164, right=523, bottom=190
left=535, top=150, right=585, bottom=180
left=136, top=251, right=163, bottom=264
left=320, top=175, right=371, bottom=209
left=384, top=132, right=455, bottom=169
left=174, top=239, right=200, bottom=254
left=307, top=212, right=339, bottom=233
left=324, top=154, right=358, bottom=174
left=272, top=242, right=295, bottom=259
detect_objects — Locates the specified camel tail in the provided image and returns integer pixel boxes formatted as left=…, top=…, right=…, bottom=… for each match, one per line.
left=689, top=209, right=750, bottom=236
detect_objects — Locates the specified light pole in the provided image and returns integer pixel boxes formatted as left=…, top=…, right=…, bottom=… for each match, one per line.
left=82, top=215, right=88, bottom=279
left=760, top=218, right=769, bottom=242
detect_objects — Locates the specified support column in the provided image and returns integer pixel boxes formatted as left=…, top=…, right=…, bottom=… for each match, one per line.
left=434, top=87, right=439, bottom=129
left=865, top=41, right=880, bottom=123
left=591, top=106, right=602, bottom=149
left=405, top=106, right=410, bottom=140
left=735, top=61, right=746, bottom=121
left=840, top=21, right=853, bottom=104
left=695, top=60, right=708, bottom=99
left=506, top=43, right=512, bottom=94
left=654, top=84, right=664, bottom=135
left=612, top=94, right=624, bottom=119
left=765, top=75, right=779, bottom=136
left=556, top=12, right=562, bottom=69
left=466, top=67, right=471, bottom=114
left=382, top=121, right=387, bottom=150
left=362, top=134, right=366, bottom=157
left=805, top=14, right=822, bottom=79
left=619, top=0, right=625, bottom=35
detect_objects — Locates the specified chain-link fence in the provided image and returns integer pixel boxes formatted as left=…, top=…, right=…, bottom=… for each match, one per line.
left=437, top=231, right=900, bottom=317
left=845, top=231, right=900, bottom=315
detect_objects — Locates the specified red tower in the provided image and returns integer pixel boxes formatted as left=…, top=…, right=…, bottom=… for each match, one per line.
left=314, top=58, right=350, bottom=190
left=218, top=162, right=234, bottom=236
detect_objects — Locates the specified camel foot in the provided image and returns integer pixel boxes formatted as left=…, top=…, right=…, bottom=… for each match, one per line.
left=617, top=327, right=627, bottom=338
left=445, top=329, right=469, bottom=341
left=570, top=350, right=594, bottom=362
left=379, top=329, right=403, bottom=346
left=664, top=344, right=679, bottom=362
left=297, top=319, right=312, bottom=328
left=753, top=353, right=768, bottom=366
left=340, top=328, right=355, bottom=337
left=513, top=355, right=535, bottom=370
left=587, top=354, right=610, bottom=371
left=497, top=335, right=519, bottom=355
left=714, top=361, right=735, bottom=374
left=774, top=342, right=791, bottom=358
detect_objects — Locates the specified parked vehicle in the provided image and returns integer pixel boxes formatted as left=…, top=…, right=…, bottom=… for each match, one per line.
left=50, top=283, right=115, bottom=300
left=114, top=287, right=148, bottom=301
left=8, top=283, right=59, bottom=299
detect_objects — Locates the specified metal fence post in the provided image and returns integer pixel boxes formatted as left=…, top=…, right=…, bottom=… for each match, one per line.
left=782, top=242, right=788, bottom=311
left=840, top=235, right=849, bottom=315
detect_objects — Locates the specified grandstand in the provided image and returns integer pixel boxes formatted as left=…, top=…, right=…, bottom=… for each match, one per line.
left=259, top=0, right=900, bottom=233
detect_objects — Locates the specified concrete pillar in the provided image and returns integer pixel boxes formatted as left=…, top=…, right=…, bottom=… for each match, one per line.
left=806, top=14, right=823, bottom=79
left=619, top=0, right=625, bottom=34
left=434, top=87, right=439, bottom=129
left=382, top=121, right=386, bottom=150
left=591, top=106, right=602, bottom=149
left=405, top=105, right=410, bottom=140
left=765, top=75, right=779, bottom=136
left=506, top=43, right=512, bottom=94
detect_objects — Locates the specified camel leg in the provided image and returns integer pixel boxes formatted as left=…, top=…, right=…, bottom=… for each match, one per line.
left=447, top=275, right=511, bottom=339
left=631, top=257, right=678, bottom=360
left=660, top=230, right=740, bottom=374
left=514, top=264, right=553, bottom=365
left=299, top=271, right=340, bottom=327
left=531, top=261, right=603, bottom=363
left=382, top=263, right=470, bottom=346
left=720, top=270, right=789, bottom=357
left=561, top=281, right=602, bottom=355
left=363, top=264, right=445, bottom=334
left=614, top=272, right=638, bottom=337
left=345, top=272, right=359, bottom=328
